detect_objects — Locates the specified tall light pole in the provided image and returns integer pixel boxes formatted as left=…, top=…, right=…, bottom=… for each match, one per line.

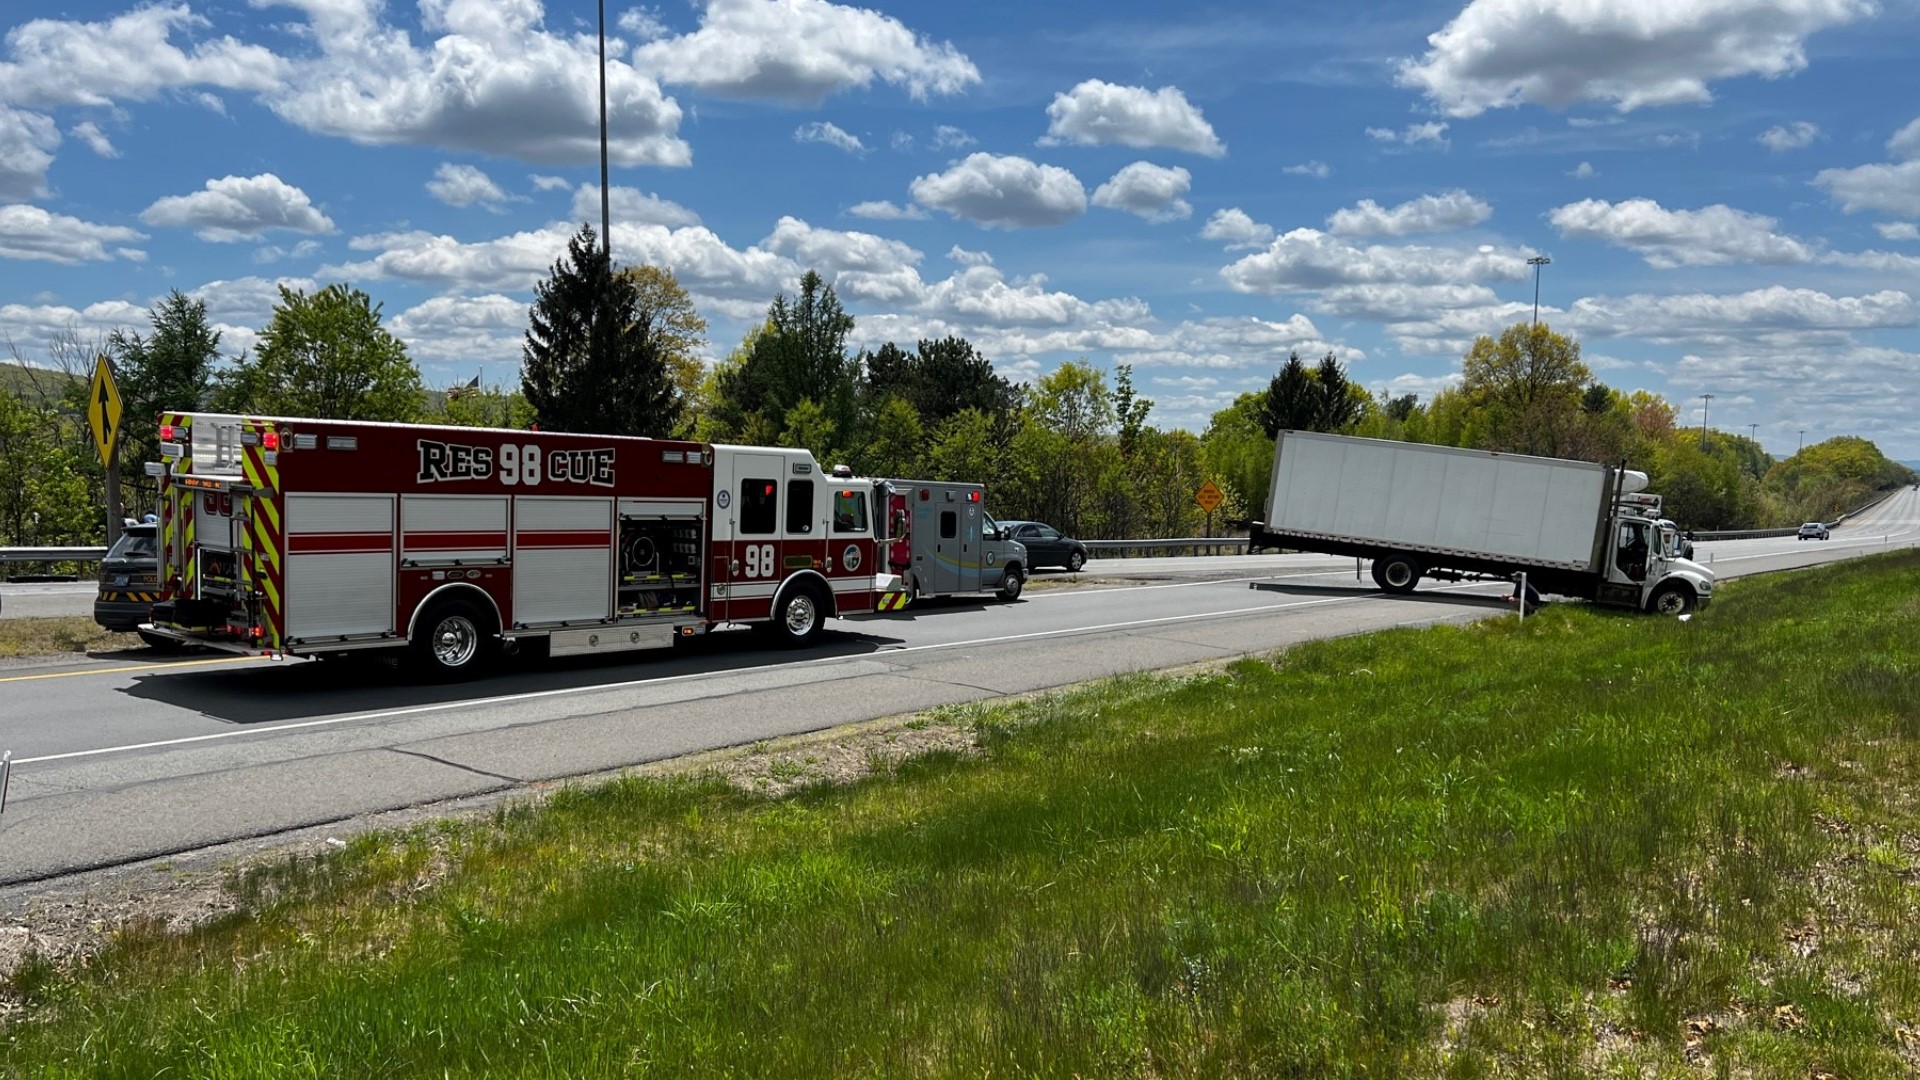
left=1527, top=255, right=1551, bottom=326
left=1748, top=423, right=1757, bottom=444
left=597, top=0, right=611, bottom=257
left=1699, top=393, right=1714, bottom=449
left=1798, top=429, right=1806, bottom=454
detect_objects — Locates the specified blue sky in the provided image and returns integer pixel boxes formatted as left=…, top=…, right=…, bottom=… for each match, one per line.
left=3, top=0, right=1919, bottom=457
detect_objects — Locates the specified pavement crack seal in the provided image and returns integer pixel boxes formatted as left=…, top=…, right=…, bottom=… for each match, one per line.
left=386, top=747, right=522, bottom=785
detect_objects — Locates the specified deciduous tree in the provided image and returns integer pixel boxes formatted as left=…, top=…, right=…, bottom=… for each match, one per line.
left=220, top=284, right=425, bottom=422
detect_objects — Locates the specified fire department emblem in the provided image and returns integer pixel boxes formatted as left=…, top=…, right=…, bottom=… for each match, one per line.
left=716, top=489, right=731, bottom=509
left=842, top=544, right=862, bottom=572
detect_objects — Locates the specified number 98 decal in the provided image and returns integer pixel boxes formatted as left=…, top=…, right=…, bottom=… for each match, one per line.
left=742, top=544, right=776, bottom=578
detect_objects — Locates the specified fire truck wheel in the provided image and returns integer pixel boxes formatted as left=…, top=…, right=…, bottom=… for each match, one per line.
left=411, top=599, right=493, bottom=680
left=769, top=584, right=828, bottom=648
left=998, top=565, right=1024, bottom=600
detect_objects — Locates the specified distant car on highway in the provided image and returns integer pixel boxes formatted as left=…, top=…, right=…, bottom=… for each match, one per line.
left=1797, top=521, right=1831, bottom=541
left=998, top=520, right=1090, bottom=572
left=94, top=522, right=167, bottom=644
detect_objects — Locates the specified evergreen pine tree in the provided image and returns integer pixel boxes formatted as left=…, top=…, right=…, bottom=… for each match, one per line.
left=522, top=225, right=684, bottom=436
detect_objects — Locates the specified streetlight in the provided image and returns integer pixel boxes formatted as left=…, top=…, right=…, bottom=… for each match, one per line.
left=1527, top=255, right=1551, bottom=326
left=1748, top=423, right=1757, bottom=444
left=1798, top=429, right=1806, bottom=454
left=1699, top=393, right=1714, bottom=449
left=597, top=0, right=611, bottom=257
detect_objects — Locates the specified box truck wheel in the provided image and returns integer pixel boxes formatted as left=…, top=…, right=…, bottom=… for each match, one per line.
left=1648, top=583, right=1695, bottom=616
left=411, top=598, right=492, bottom=681
left=768, top=583, right=828, bottom=648
left=998, top=564, right=1024, bottom=600
left=1378, top=554, right=1422, bottom=594
left=1368, top=560, right=1389, bottom=590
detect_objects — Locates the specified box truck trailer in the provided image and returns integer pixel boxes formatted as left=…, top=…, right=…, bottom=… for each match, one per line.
left=1246, top=432, right=1714, bottom=614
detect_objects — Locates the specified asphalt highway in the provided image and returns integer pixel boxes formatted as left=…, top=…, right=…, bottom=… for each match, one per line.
left=1, top=487, right=1915, bottom=884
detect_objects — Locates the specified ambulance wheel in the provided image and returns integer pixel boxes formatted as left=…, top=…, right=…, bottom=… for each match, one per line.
left=410, top=599, right=492, bottom=681
left=1378, top=555, right=1422, bottom=594
left=998, top=565, right=1024, bottom=600
left=768, top=584, right=828, bottom=648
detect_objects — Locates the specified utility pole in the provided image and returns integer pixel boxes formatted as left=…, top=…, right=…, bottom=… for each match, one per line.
left=1699, top=394, right=1714, bottom=449
left=1527, top=255, right=1551, bottom=326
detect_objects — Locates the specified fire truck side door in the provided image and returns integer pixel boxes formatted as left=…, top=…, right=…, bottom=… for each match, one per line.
left=717, top=451, right=786, bottom=622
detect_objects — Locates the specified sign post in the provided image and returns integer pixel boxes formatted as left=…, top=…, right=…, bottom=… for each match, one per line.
left=89, top=354, right=125, bottom=547
left=1195, top=481, right=1225, bottom=556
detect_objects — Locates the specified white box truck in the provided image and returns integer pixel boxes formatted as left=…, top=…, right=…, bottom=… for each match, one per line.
left=1246, top=432, right=1715, bottom=614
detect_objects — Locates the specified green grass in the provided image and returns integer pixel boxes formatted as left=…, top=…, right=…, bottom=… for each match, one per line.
left=6, top=554, right=1920, bottom=1077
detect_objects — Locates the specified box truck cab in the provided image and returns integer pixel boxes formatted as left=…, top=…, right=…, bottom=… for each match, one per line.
left=873, top=476, right=1026, bottom=603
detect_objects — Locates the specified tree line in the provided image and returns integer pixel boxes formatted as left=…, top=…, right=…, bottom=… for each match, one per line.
left=2, top=223, right=1912, bottom=547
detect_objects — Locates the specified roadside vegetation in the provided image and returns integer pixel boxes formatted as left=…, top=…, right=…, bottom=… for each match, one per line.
left=0, top=616, right=135, bottom=659
left=5, top=242, right=1912, bottom=557
left=5, top=553, right=1919, bottom=1076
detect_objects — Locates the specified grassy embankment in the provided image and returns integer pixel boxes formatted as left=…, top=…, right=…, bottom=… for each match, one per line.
left=5, top=554, right=1920, bottom=1077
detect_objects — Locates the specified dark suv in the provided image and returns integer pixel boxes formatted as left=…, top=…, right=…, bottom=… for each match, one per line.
left=94, top=523, right=165, bottom=641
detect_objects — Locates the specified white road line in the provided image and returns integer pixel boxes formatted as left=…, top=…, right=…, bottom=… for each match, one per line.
left=14, top=586, right=1434, bottom=767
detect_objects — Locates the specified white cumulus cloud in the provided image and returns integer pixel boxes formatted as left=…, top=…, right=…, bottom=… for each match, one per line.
left=1221, top=229, right=1533, bottom=293
left=1091, top=161, right=1193, bottom=223
left=1326, top=190, right=1491, bottom=236
left=1200, top=208, right=1275, bottom=250
left=0, top=3, right=284, bottom=109
left=1566, top=286, right=1917, bottom=344
left=260, top=0, right=689, bottom=167
left=1877, top=221, right=1920, bottom=241
left=1548, top=197, right=1818, bottom=266
left=1366, top=121, right=1451, bottom=148
left=0, top=106, right=59, bottom=200
left=426, top=163, right=511, bottom=208
left=571, top=184, right=702, bottom=228
left=1813, top=160, right=1920, bottom=218
left=68, top=120, right=118, bottom=158
left=1398, top=0, right=1874, bottom=117
left=847, top=200, right=927, bottom=221
left=794, top=120, right=866, bottom=154
left=0, top=204, right=147, bottom=263
left=1888, top=116, right=1920, bottom=160
left=932, top=125, right=975, bottom=150
left=1041, top=79, right=1225, bottom=157
left=633, top=0, right=979, bottom=104
left=909, top=153, right=1087, bottom=229
left=1758, top=120, right=1822, bottom=151
left=1283, top=160, right=1330, bottom=178
left=141, top=173, right=336, bottom=242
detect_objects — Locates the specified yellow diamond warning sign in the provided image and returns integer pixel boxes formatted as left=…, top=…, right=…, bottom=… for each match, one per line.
left=1195, top=481, right=1225, bottom=513
left=88, top=354, right=124, bottom=467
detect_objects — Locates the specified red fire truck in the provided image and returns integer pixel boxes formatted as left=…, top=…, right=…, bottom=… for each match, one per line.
left=141, top=412, right=903, bottom=679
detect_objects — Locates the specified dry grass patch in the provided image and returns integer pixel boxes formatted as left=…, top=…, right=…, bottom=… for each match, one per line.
left=0, top=616, right=136, bottom=659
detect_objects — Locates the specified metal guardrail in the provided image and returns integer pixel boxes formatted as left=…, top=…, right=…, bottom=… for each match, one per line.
left=0, top=546, right=107, bottom=583
left=1084, top=538, right=1247, bottom=557
left=0, top=546, right=107, bottom=563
